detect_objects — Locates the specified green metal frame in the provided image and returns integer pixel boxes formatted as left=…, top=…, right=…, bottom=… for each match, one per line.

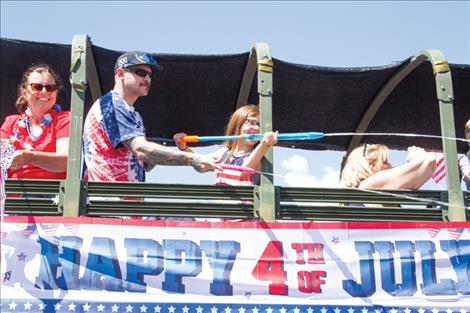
left=4, top=35, right=467, bottom=222
left=6, top=179, right=467, bottom=221
left=237, top=43, right=276, bottom=221
left=59, top=34, right=101, bottom=216
left=344, top=49, right=465, bottom=221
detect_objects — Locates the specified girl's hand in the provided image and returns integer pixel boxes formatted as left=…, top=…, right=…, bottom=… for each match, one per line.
left=262, top=131, right=278, bottom=146
left=173, top=133, right=188, bottom=151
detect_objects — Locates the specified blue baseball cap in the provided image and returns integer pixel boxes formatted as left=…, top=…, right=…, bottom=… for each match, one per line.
left=114, top=51, right=163, bottom=73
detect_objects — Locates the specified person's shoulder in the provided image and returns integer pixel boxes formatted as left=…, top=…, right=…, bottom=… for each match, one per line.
left=1, top=114, right=21, bottom=127
left=56, top=110, right=70, bottom=117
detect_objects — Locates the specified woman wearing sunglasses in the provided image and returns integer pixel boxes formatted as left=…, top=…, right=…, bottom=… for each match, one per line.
left=340, top=144, right=436, bottom=190
left=1, top=63, right=70, bottom=179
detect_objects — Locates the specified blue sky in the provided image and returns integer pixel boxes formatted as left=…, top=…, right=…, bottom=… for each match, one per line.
left=1, top=1, right=469, bottom=188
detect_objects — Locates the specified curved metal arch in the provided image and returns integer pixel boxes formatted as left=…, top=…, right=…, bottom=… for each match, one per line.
left=344, top=49, right=465, bottom=221
left=345, top=57, right=429, bottom=157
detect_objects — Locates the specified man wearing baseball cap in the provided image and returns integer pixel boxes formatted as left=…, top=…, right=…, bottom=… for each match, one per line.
left=83, top=51, right=220, bottom=183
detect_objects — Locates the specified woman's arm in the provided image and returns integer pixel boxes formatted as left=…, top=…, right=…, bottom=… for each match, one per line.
left=10, top=137, right=69, bottom=173
left=360, top=146, right=436, bottom=189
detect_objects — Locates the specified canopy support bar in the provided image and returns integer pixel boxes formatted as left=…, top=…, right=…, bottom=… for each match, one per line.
left=416, top=51, right=465, bottom=221
left=236, top=52, right=257, bottom=109
left=239, top=43, right=276, bottom=222
left=344, top=58, right=424, bottom=158
left=60, top=34, right=101, bottom=216
left=345, top=50, right=465, bottom=221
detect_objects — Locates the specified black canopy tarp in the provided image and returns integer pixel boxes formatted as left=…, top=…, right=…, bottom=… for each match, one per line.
left=1, top=38, right=469, bottom=153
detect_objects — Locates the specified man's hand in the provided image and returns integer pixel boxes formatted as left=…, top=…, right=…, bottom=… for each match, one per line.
left=189, top=153, right=222, bottom=173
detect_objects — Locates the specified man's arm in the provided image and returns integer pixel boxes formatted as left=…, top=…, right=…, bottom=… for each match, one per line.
left=124, top=136, right=220, bottom=173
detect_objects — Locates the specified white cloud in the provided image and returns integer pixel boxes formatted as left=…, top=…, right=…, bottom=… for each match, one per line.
left=281, top=155, right=340, bottom=187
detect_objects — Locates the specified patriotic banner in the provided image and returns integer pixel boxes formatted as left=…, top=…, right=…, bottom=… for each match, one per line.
left=1, top=216, right=470, bottom=313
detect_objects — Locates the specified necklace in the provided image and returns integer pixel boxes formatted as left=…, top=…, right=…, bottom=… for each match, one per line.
left=11, top=104, right=61, bottom=150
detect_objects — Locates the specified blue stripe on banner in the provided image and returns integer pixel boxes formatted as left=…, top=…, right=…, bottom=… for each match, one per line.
left=0, top=301, right=467, bottom=313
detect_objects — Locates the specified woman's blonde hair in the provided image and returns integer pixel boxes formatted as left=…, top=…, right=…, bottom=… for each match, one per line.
left=465, top=119, right=470, bottom=134
left=222, top=104, right=259, bottom=160
left=340, top=144, right=389, bottom=188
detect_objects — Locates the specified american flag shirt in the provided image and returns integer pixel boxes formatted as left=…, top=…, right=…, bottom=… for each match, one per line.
left=460, top=150, right=470, bottom=190
left=83, top=91, right=146, bottom=182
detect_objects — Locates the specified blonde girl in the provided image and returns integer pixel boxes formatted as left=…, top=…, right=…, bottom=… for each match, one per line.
left=340, top=144, right=436, bottom=189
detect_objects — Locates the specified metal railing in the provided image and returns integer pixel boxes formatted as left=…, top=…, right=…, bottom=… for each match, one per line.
left=5, top=179, right=468, bottom=221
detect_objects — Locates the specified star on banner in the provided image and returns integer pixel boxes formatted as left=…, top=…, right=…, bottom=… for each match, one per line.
left=2, top=270, right=12, bottom=282
left=331, top=236, right=340, bottom=245
left=17, top=252, right=27, bottom=261
left=23, top=302, right=32, bottom=310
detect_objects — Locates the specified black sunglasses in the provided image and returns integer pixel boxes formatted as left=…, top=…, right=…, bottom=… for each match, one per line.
left=124, top=67, right=153, bottom=78
left=29, top=83, right=57, bottom=92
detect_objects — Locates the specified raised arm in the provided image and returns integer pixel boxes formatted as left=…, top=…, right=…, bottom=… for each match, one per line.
left=126, top=136, right=221, bottom=173
left=243, top=131, right=278, bottom=170
left=360, top=146, right=436, bottom=190
left=10, top=137, right=69, bottom=173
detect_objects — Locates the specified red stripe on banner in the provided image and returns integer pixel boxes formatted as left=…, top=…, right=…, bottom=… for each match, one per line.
left=2, top=216, right=470, bottom=230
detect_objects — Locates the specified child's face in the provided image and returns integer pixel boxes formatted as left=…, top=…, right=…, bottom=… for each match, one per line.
left=240, top=116, right=260, bottom=135
left=239, top=115, right=260, bottom=145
